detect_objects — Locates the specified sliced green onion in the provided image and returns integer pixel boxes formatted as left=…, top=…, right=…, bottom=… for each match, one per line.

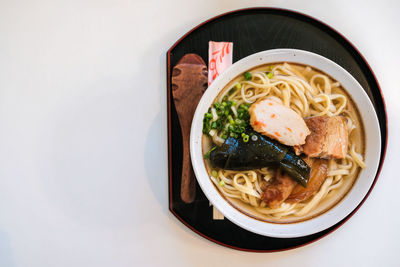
left=228, top=115, right=234, bottom=124
left=240, top=104, right=249, bottom=110
left=266, top=72, right=273, bottom=79
left=203, top=146, right=216, bottom=159
left=235, top=83, right=241, bottom=90
left=243, top=135, right=249, bottom=142
left=203, top=91, right=250, bottom=142
left=211, top=170, right=218, bottom=178
left=228, top=88, right=236, bottom=95
left=211, top=107, right=218, bottom=121
left=243, top=71, right=252, bottom=81
left=218, top=180, right=225, bottom=186
left=231, top=106, right=238, bottom=118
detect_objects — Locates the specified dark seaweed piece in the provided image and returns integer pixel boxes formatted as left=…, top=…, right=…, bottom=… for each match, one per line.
left=209, top=132, right=311, bottom=187
left=279, top=152, right=310, bottom=187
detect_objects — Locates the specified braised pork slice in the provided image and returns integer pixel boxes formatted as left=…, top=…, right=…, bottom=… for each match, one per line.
left=261, top=169, right=298, bottom=208
left=286, top=158, right=329, bottom=203
left=295, top=116, right=348, bottom=159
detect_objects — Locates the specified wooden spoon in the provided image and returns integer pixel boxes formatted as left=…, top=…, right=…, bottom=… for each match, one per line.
left=172, top=54, right=208, bottom=203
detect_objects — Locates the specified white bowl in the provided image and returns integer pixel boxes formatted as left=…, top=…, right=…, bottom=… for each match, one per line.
left=190, top=49, right=381, bottom=238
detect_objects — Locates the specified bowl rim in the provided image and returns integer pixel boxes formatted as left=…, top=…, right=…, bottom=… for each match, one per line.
left=190, top=49, right=381, bottom=238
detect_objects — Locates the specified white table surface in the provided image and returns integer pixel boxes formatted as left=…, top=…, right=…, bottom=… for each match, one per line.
left=0, top=0, right=399, bottom=266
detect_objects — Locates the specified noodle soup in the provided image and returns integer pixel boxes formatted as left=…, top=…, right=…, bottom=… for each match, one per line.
left=202, top=62, right=365, bottom=223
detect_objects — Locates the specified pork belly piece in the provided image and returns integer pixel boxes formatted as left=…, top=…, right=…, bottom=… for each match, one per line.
left=295, top=116, right=349, bottom=159
left=249, top=98, right=310, bottom=146
left=261, top=169, right=298, bottom=208
left=286, top=158, right=329, bottom=203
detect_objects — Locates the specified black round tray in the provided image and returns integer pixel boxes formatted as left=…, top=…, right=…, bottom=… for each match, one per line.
left=167, top=8, right=387, bottom=252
